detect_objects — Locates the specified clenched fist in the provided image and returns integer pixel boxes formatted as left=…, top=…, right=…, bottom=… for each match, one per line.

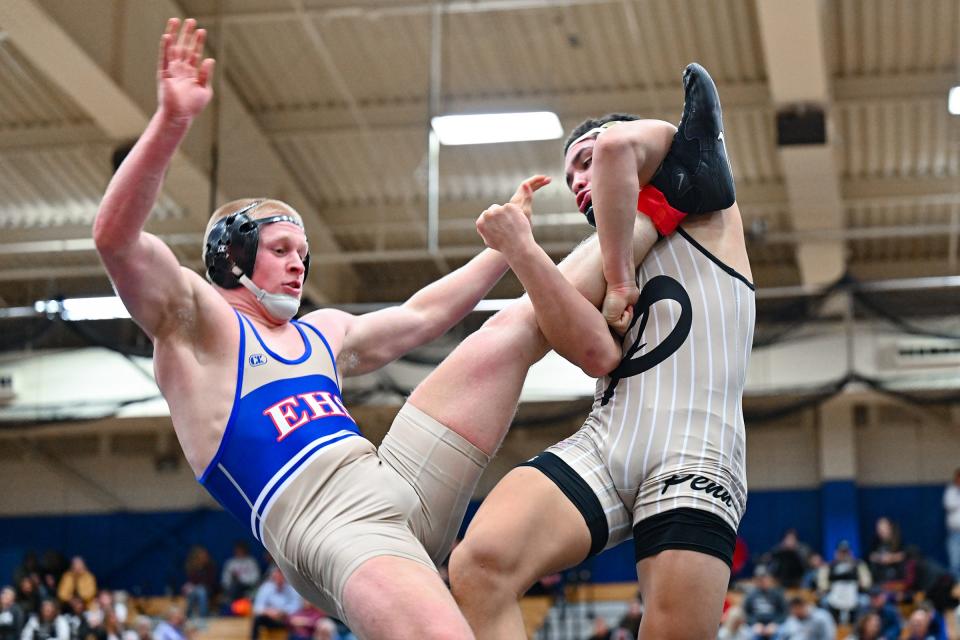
left=475, top=175, right=550, bottom=255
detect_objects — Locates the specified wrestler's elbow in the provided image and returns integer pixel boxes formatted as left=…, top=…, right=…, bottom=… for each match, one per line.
left=578, top=343, right=621, bottom=378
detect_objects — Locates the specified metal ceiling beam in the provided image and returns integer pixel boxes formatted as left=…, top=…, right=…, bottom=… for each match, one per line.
left=0, top=265, right=110, bottom=282
left=255, top=73, right=945, bottom=138
left=843, top=175, right=960, bottom=204
left=834, top=71, right=958, bottom=103
left=754, top=0, right=846, bottom=286
left=260, top=84, right=770, bottom=136
left=0, top=0, right=210, bottom=220
left=0, top=123, right=105, bottom=150
left=0, top=0, right=359, bottom=303
left=198, top=0, right=628, bottom=23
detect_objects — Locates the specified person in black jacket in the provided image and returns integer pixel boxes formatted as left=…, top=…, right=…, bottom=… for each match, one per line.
left=742, top=567, right=787, bottom=639
left=0, top=587, right=25, bottom=640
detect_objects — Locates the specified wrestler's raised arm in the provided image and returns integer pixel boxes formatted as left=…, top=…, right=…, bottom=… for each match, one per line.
left=306, top=177, right=551, bottom=377
left=588, top=65, right=737, bottom=333
left=93, top=18, right=216, bottom=340
left=476, top=193, right=658, bottom=377
left=586, top=119, right=675, bottom=331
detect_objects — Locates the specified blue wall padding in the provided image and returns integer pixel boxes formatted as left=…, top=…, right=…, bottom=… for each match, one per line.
left=0, top=484, right=950, bottom=591
left=0, top=509, right=261, bottom=595
left=858, top=484, right=948, bottom=566
left=822, top=479, right=861, bottom=558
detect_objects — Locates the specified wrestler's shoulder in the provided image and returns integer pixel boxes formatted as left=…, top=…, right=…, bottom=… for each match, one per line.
left=299, top=307, right=353, bottom=335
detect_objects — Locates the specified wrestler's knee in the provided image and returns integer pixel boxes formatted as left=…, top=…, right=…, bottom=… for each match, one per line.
left=639, top=604, right=718, bottom=640
left=449, top=535, right=523, bottom=603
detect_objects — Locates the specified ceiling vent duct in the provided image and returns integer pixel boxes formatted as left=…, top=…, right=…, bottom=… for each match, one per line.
left=886, top=338, right=960, bottom=369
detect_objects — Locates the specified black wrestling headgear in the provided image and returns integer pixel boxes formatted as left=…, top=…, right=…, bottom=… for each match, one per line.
left=204, top=201, right=310, bottom=289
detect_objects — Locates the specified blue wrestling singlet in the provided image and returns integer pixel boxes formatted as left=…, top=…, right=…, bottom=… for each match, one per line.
left=199, top=311, right=361, bottom=542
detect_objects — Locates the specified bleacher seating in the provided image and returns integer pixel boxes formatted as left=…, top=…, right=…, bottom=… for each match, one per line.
left=198, top=617, right=251, bottom=640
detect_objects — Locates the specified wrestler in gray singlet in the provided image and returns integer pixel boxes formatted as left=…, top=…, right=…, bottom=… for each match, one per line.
left=539, top=225, right=755, bottom=550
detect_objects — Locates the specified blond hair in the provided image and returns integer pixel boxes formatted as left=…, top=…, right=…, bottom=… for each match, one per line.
left=202, top=198, right=304, bottom=263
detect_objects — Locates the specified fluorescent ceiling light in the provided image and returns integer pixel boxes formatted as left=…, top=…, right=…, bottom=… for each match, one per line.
left=950, top=86, right=960, bottom=115
left=34, top=296, right=131, bottom=321
left=431, top=111, right=563, bottom=145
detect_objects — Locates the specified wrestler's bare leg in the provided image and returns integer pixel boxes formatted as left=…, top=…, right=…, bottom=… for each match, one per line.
left=336, top=230, right=643, bottom=640
left=408, top=221, right=655, bottom=457
left=341, top=556, right=474, bottom=640
left=635, top=550, right=730, bottom=640
left=448, top=211, right=743, bottom=640
left=391, top=223, right=653, bottom=640
left=451, top=466, right=592, bottom=638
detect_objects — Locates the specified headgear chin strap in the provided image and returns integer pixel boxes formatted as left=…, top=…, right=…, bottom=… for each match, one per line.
left=235, top=271, right=301, bottom=322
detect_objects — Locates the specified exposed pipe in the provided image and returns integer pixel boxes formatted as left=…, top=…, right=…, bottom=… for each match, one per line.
left=427, top=1, right=442, bottom=255
left=198, top=0, right=619, bottom=24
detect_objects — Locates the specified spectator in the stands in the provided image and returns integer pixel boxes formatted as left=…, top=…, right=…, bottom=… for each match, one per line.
left=917, top=602, right=948, bottom=640
left=311, top=620, right=338, bottom=640
left=586, top=616, right=611, bottom=640
left=62, top=597, right=91, bottom=640
left=39, top=553, right=66, bottom=582
left=182, top=547, right=216, bottom=621
left=868, top=517, right=905, bottom=585
left=15, top=578, right=41, bottom=619
left=87, top=592, right=126, bottom=629
left=765, top=529, right=812, bottom=589
left=818, top=540, right=872, bottom=624
left=287, top=602, right=327, bottom=640
left=904, top=608, right=940, bottom=640
left=221, top=543, right=261, bottom=603
left=152, top=606, right=187, bottom=640
left=943, top=468, right=960, bottom=579
left=56, top=559, right=96, bottom=608
left=616, top=599, right=642, bottom=639
left=39, top=553, right=67, bottom=600
left=742, top=565, right=787, bottom=639
left=846, top=612, right=883, bottom=640
left=902, top=546, right=958, bottom=612
left=778, top=595, right=836, bottom=640
left=121, top=617, right=151, bottom=640
left=251, top=567, right=301, bottom=640
left=12, top=556, right=40, bottom=594
left=856, top=587, right=901, bottom=640
left=0, top=587, right=25, bottom=640
left=802, top=552, right=824, bottom=591
left=717, top=606, right=751, bottom=640
left=21, top=598, right=69, bottom=640
left=91, top=610, right=122, bottom=640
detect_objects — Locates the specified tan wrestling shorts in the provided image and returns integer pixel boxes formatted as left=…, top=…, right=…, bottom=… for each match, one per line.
left=259, top=402, right=489, bottom=621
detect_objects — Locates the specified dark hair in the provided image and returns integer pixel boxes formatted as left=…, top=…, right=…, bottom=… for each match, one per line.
left=855, top=611, right=882, bottom=639
left=563, top=113, right=642, bottom=154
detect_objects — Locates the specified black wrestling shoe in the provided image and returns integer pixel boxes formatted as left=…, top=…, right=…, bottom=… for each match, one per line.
left=648, top=63, right=736, bottom=215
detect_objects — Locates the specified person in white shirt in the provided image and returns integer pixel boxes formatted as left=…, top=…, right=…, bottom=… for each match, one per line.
left=943, top=468, right=960, bottom=579
left=20, top=600, right=68, bottom=640
left=220, top=543, right=261, bottom=601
